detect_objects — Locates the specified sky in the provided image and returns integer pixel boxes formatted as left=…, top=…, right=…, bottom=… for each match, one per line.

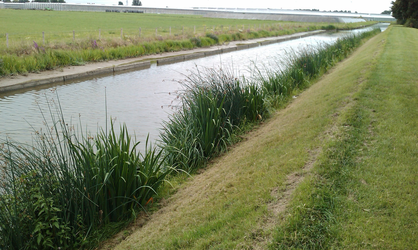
left=67, top=0, right=394, bottom=14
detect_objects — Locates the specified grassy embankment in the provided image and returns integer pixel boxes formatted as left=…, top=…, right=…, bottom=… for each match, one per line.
left=110, top=25, right=418, bottom=249
left=0, top=9, right=376, bottom=76
left=274, top=25, right=418, bottom=249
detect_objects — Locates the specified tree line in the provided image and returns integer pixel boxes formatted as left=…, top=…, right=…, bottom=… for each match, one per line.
left=391, top=0, right=418, bottom=28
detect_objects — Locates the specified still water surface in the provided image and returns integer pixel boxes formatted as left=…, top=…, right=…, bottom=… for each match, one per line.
left=0, top=23, right=388, bottom=150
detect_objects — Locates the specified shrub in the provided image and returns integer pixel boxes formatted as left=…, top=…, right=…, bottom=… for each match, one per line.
left=321, top=24, right=337, bottom=30
left=190, top=37, right=202, bottom=47
left=206, top=33, right=219, bottom=43
left=405, top=18, right=418, bottom=28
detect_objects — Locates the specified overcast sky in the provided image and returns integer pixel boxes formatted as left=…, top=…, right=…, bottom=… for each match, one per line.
left=67, top=0, right=394, bottom=14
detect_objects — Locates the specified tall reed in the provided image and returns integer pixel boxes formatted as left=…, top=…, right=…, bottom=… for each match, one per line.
left=160, top=67, right=266, bottom=172
left=0, top=102, right=171, bottom=249
left=160, top=29, right=381, bottom=173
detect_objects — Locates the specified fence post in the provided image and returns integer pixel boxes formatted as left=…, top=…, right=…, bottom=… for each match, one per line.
left=99, top=29, right=101, bottom=40
left=204, top=25, right=206, bottom=33
left=169, top=27, right=171, bottom=35
left=121, top=28, right=123, bottom=39
left=212, top=26, right=215, bottom=31
left=139, top=27, right=141, bottom=37
left=43, top=31, right=45, bottom=45
left=6, top=33, right=8, bottom=48
left=155, top=28, right=158, bottom=36
left=182, top=26, right=184, bottom=38
left=73, top=30, right=75, bottom=41
left=194, top=25, right=195, bottom=34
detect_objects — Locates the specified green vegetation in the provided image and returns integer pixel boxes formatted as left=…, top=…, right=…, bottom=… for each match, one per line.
left=160, top=29, right=380, bottom=175
left=273, top=25, right=418, bottom=249
left=391, top=0, right=418, bottom=28
left=107, top=25, right=418, bottom=249
left=0, top=23, right=381, bottom=248
left=0, top=9, right=376, bottom=76
left=0, top=109, right=171, bottom=249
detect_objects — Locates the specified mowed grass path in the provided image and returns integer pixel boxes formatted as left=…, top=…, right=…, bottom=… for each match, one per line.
left=327, top=25, right=418, bottom=248
left=107, top=25, right=418, bottom=249
left=273, top=25, right=418, bottom=249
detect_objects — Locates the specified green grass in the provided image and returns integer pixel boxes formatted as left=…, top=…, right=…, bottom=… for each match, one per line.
left=106, top=30, right=381, bottom=250
left=0, top=9, right=374, bottom=40
left=331, top=25, right=418, bottom=248
left=272, top=25, right=418, bottom=249
left=0, top=9, right=376, bottom=76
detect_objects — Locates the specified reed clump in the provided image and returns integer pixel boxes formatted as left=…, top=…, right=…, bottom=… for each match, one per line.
left=0, top=107, right=171, bottom=249
left=160, top=67, right=266, bottom=172
left=160, top=28, right=381, bottom=173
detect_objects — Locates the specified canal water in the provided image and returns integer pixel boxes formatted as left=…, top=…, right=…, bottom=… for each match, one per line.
left=0, top=23, right=389, bottom=149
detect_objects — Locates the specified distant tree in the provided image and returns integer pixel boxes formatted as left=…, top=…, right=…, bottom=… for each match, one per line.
left=132, top=0, right=141, bottom=6
left=118, top=1, right=123, bottom=5
left=33, top=0, right=49, bottom=2
left=3, top=0, right=11, bottom=2
left=391, top=0, right=418, bottom=28
left=381, top=10, right=392, bottom=14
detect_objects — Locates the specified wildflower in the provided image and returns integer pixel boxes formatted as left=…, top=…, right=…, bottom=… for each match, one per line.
left=33, top=41, right=39, bottom=51
left=92, top=40, right=98, bottom=49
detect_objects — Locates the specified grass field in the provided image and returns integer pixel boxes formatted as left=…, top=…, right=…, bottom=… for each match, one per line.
left=0, top=9, right=373, bottom=43
left=0, top=10, right=279, bottom=42
left=0, top=9, right=376, bottom=76
left=105, top=25, right=418, bottom=249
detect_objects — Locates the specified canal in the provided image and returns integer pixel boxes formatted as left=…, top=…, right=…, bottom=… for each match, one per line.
left=0, top=23, right=388, bottom=150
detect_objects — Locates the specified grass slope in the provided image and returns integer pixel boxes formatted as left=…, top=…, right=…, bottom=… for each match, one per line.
left=329, top=25, right=418, bottom=248
left=106, top=26, right=417, bottom=249
left=273, top=25, right=418, bottom=249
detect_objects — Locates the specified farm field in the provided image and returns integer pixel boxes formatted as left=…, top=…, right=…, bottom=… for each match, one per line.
left=0, top=9, right=373, bottom=42
left=0, top=9, right=375, bottom=76
left=107, top=25, right=418, bottom=249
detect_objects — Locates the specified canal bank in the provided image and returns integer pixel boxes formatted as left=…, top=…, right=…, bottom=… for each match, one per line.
left=108, top=25, right=418, bottom=249
left=0, top=30, right=325, bottom=93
